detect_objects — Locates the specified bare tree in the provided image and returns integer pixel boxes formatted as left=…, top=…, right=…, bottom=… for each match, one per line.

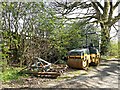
left=52, top=0, right=120, bottom=55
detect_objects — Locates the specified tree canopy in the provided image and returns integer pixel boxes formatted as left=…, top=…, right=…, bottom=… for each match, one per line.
left=0, top=1, right=119, bottom=69
left=52, top=0, right=120, bottom=55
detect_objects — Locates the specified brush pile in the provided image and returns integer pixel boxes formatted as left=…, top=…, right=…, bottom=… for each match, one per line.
left=25, top=57, right=68, bottom=78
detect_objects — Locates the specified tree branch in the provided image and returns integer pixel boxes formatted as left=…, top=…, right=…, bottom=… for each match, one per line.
left=110, top=13, right=120, bottom=26
left=108, top=1, right=113, bottom=22
left=91, top=0, right=101, bottom=14
left=54, top=1, right=92, bottom=16
left=113, top=0, right=120, bottom=10
left=103, top=0, right=110, bottom=20
left=95, top=0, right=104, bottom=10
left=62, top=15, right=98, bottom=20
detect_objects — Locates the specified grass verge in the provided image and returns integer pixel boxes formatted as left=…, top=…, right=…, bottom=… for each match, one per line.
left=101, top=55, right=119, bottom=60
left=0, top=67, right=29, bottom=83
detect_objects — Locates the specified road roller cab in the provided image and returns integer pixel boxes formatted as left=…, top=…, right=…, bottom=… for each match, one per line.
left=89, top=47, right=100, bottom=65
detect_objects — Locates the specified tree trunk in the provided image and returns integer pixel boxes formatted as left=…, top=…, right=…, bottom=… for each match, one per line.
left=100, top=24, right=110, bottom=55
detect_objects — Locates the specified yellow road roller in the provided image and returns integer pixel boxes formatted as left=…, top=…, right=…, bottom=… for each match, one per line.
left=67, top=47, right=100, bottom=69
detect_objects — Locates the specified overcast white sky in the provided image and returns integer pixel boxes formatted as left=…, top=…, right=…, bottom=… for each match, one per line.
left=2, top=0, right=119, bottom=42
left=59, top=0, right=119, bottom=42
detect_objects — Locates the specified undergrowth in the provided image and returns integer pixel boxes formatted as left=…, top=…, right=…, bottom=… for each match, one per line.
left=0, top=67, right=29, bottom=82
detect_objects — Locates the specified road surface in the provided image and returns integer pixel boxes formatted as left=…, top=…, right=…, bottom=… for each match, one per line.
left=1, top=58, right=119, bottom=89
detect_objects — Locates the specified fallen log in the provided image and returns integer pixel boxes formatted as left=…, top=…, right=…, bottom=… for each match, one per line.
left=38, top=72, right=60, bottom=76
left=35, top=57, right=51, bottom=66
left=28, top=71, right=60, bottom=76
left=26, top=71, right=61, bottom=78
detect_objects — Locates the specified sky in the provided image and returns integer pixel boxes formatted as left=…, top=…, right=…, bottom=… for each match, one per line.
left=60, top=0, right=119, bottom=42
left=44, top=0, right=119, bottom=43
left=1, top=0, right=119, bottom=42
